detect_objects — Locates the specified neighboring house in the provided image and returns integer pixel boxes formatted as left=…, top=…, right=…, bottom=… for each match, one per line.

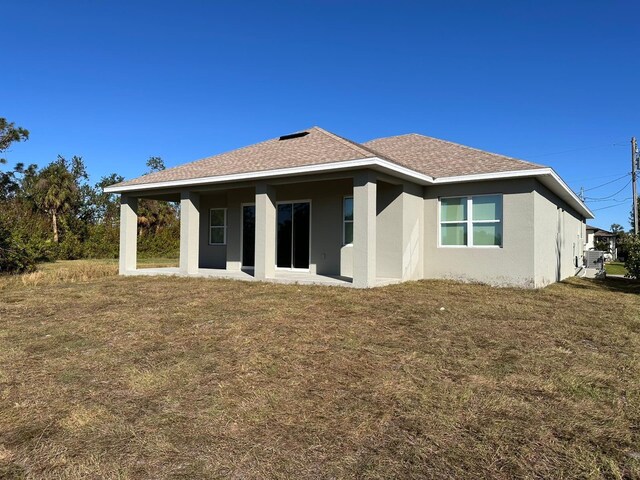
left=585, top=225, right=617, bottom=259
left=105, top=127, right=593, bottom=288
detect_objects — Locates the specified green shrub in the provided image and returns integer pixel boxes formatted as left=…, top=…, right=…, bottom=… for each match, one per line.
left=83, top=224, right=119, bottom=259
left=0, top=224, right=36, bottom=274
left=138, top=224, right=180, bottom=258
left=56, top=233, right=86, bottom=260
left=624, top=236, right=640, bottom=280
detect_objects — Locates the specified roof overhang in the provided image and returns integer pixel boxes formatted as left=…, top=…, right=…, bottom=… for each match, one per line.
left=432, top=167, right=594, bottom=219
left=103, top=157, right=435, bottom=193
left=104, top=157, right=593, bottom=219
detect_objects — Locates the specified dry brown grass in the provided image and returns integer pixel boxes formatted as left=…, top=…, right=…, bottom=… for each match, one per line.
left=0, top=262, right=639, bottom=479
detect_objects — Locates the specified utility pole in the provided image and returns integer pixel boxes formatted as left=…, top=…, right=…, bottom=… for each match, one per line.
left=633, top=136, right=638, bottom=236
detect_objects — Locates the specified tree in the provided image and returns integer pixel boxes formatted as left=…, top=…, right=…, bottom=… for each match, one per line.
left=611, top=223, right=624, bottom=234
left=137, top=157, right=178, bottom=236
left=92, top=173, right=125, bottom=225
left=593, top=238, right=610, bottom=252
left=630, top=197, right=640, bottom=232
left=0, top=118, right=30, bottom=200
left=0, top=118, right=34, bottom=273
left=146, top=156, right=165, bottom=172
left=624, top=236, right=640, bottom=279
left=24, top=156, right=86, bottom=243
left=0, top=118, right=29, bottom=164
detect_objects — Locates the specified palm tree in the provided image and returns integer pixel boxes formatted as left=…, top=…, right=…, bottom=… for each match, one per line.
left=35, top=160, right=76, bottom=243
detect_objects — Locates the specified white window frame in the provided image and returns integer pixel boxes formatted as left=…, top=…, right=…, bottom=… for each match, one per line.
left=438, top=194, right=503, bottom=248
left=343, top=196, right=353, bottom=246
left=209, top=208, right=227, bottom=245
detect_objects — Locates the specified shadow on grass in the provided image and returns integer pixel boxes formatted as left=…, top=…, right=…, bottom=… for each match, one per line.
left=563, top=276, right=640, bottom=295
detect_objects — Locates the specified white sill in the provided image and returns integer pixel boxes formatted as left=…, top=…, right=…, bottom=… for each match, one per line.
left=438, top=245, right=502, bottom=249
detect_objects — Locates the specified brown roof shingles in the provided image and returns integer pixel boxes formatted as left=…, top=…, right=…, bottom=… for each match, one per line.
left=113, top=127, right=546, bottom=188
left=114, top=127, right=376, bottom=187
left=363, top=134, right=544, bottom=178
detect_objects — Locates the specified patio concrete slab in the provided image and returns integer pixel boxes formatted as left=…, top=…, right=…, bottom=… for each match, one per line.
left=126, top=267, right=399, bottom=288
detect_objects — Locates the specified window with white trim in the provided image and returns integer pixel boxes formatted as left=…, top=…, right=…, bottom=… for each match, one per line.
left=343, top=196, right=353, bottom=245
left=209, top=208, right=226, bottom=245
left=439, top=195, right=502, bottom=247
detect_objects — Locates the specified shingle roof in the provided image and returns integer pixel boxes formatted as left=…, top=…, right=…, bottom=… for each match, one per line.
left=362, top=134, right=544, bottom=178
left=112, top=126, right=546, bottom=188
left=114, top=127, right=380, bottom=187
left=586, top=225, right=615, bottom=236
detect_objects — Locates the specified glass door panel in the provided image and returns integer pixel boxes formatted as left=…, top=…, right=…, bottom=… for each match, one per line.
left=277, top=204, right=293, bottom=268
left=277, top=202, right=310, bottom=269
left=292, top=203, right=310, bottom=269
left=242, top=205, right=255, bottom=267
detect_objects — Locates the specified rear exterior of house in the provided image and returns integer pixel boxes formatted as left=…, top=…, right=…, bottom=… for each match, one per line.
left=106, top=127, right=593, bottom=288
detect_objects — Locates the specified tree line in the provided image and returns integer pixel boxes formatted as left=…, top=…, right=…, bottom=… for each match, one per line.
left=0, top=118, right=179, bottom=273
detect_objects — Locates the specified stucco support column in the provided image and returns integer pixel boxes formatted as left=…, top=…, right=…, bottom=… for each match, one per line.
left=119, top=195, right=138, bottom=274
left=353, top=171, right=377, bottom=288
left=254, top=183, right=276, bottom=280
left=180, top=191, right=200, bottom=275
left=401, top=182, right=424, bottom=281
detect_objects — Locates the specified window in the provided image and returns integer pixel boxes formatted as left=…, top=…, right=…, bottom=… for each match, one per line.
left=439, top=195, right=502, bottom=247
left=209, top=208, right=226, bottom=245
left=343, top=196, right=353, bottom=245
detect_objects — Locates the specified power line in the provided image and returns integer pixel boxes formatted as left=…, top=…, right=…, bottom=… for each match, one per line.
left=583, top=172, right=630, bottom=192
left=584, top=180, right=631, bottom=201
left=586, top=196, right=631, bottom=203
left=592, top=203, right=629, bottom=212
left=567, top=171, right=631, bottom=183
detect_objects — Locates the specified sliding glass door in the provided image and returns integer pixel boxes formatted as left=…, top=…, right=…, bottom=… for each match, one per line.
left=277, top=202, right=310, bottom=269
left=242, top=205, right=255, bottom=268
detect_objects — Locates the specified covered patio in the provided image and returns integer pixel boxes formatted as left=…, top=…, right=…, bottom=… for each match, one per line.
left=117, top=170, right=424, bottom=288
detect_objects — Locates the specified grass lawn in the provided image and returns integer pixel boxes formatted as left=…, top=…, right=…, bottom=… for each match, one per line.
left=1, top=261, right=639, bottom=478
left=606, top=261, right=628, bottom=276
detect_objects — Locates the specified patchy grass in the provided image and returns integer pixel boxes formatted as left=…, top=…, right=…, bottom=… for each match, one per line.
left=0, top=258, right=179, bottom=290
left=0, top=262, right=639, bottom=479
left=137, top=257, right=179, bottom=268
left=606, top=261, right=628, bottom=276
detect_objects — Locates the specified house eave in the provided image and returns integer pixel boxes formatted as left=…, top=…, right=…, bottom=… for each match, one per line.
left=103, top=157, right=435, bottom=193
left=433, top=168, right=593, bottom=219
left=104, top=159, right=593, bottom=219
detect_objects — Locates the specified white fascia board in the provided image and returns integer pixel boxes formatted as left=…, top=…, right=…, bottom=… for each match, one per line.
left=434, top=168, right=594, bottom=219
left=103, top=157, right=435, bottom=193
left=432, top=168, right=549, bottom=184
left=104, top=157, right=592, bottom=219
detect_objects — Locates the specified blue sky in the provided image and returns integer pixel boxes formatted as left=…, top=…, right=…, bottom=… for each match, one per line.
left=2, top=1, right=639, bottom=229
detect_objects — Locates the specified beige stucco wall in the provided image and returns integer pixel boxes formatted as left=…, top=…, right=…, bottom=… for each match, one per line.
left=376, top=182, right=403, bottom=279
left=199, top=192, right=228, bottom=269
left=197, top=179, right=352, bottom=275
left=155, top=171, right=586, bottom=288
left=423, top=178, right=537, bottom=287
left=533, top=182, right=585, bottom=287
left=274, top=179, right=352, bottom=275
left=340, top=178, right=425, bottom=281
left=401, top=182, right=424, bottom=281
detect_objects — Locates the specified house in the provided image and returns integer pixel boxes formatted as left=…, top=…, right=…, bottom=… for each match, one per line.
left=585, top=225, right=617, bottom=259
left=104, top=127, right=593, bottom=288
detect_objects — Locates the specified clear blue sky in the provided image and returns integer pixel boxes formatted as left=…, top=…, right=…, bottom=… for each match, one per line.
left=2, top=1, right=639, bottom=229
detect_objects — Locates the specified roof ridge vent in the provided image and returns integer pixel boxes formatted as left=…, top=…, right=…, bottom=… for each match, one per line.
left=279, top=131, right=309, bottom=141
